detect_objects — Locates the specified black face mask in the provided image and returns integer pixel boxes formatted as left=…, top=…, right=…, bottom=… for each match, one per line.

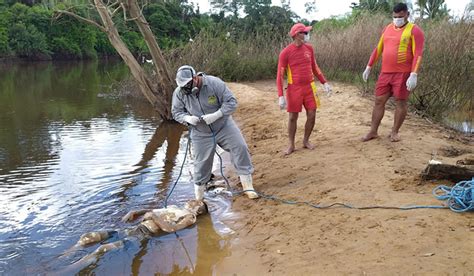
left=182, top=79, right=199, bottom=95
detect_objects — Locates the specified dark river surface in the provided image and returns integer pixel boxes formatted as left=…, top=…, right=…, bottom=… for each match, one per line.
left=0, top=60, right=237, bottom=275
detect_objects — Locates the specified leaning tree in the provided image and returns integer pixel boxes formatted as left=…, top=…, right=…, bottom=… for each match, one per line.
left=56, top=0, right=174, bottom=119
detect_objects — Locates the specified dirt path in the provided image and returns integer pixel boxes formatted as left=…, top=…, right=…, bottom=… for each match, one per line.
left=214, top=80, right=473, bottom=274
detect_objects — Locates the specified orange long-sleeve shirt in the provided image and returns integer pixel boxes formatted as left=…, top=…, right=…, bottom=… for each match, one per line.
left=368, top=22, right=425, bottom=73
left=277, top=43, right=327, bottom=97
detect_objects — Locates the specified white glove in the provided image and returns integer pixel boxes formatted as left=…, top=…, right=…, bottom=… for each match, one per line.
left=278, top=96, right=286, bottom=110
left=323, top=82, right=332, bottom=96
left=201, top=110, right=223, bottom=125
left=406, top=72, right=417, bottom=91
left=362, top=66, right=371, bottom=82
left=183, top=115, right=200, bottom=126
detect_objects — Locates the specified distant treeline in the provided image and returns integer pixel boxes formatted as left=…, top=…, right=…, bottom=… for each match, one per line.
left=0, top=1, right=207, bottom=59
left=0, top=0, right=299, bottom=60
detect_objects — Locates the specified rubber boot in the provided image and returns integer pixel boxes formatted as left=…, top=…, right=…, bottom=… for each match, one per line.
left=194, top=184, right=205, bottom=201
left=239, top=174, right=259, bottom=199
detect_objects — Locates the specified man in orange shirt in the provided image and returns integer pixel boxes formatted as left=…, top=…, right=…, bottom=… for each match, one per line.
left=362, top=3, right=424, bottom=142
left=277, top=23, right=331, bottom=155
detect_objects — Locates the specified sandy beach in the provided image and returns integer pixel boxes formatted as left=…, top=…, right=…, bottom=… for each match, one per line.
left=213, top=80, right=473, bottom=275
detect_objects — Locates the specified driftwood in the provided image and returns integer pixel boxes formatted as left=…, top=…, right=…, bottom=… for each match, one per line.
left=422, top=160, right=474, bottom=182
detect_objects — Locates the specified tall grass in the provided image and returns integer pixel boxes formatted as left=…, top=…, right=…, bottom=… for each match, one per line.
left=313, top=13, right=388, bottom=84
left=167, top=28, right=287, bottom=81
left=413, top=18, right=473, bottom=120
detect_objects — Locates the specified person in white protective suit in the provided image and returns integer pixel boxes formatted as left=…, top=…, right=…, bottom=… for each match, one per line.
left=171, top=65, right=259, bottom=200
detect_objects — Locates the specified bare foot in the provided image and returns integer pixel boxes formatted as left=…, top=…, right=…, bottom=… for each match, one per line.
left=303, top=141, right=315, bottom=150
left=390, top=133, right=401, bottom=142
left=284, top=145, right=295, bottom=155
left=361, top=132, right=378, bottom=142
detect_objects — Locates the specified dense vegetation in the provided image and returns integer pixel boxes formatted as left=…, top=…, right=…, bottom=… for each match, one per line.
left=0, top=0, right=214, bottom=59
left=0, top=0, right=300, bottom=60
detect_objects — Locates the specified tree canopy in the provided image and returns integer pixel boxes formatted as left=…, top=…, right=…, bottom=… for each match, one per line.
left=0, top=0, right=462, bottom=60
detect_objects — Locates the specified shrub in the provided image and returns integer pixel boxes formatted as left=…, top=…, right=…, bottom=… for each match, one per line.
left=8, top=22, right=50, bottom=58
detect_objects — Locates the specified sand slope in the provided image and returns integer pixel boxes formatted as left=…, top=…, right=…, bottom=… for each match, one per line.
left=215, top=80, right=473, bottom=275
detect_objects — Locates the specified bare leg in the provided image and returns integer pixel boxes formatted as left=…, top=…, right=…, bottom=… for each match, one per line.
left=390, top=99, right=407, bottom=142
left=362, top=93, right=391, bottom=142
left=285, top=112, right=298, bottom=155
left=303, top=109, right=316, bottom=150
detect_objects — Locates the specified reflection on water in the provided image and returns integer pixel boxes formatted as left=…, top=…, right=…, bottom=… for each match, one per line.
left=443, top=106, right=473, bottom=134
left=444, top=115, right=473, bottom=134
left=0, top=61, right=237, bottom=274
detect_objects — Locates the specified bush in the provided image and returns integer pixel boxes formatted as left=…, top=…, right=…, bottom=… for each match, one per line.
left=8, top=22, right=50, bottom=58
left=0, top=26, right=8, bottom=56
left=51, top=36, right=82, bottom=58
left=0, top=8, right=9, bottom=56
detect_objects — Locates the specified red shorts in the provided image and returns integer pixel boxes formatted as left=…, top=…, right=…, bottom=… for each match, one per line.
left=375, top=72, right=411, bottom=100
left=286, top=82, right=320, bottom=113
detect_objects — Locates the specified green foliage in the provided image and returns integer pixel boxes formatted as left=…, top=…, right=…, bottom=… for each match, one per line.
left=0, top=27, right=8, bottom=54
left=49, top=9, right=100, bottom=59
left=9, top=22, right=50, bottom=58
left=50, top=37, right=82, bottom=57
left=94, top=32, right=116, bottom=56
left=0, top=8, right=10, bottom=54
left=143, top=0, right=209, bottom=49
left=416, top=0, right=450, bottom=19
left=350, top=0, right=402, bottom=13
left=0, top=0, right=295, bottom=60
left=314, top=14, right=357, bottom=32
left=2, top=3, right=52, bottom=58
left=122, top=31, right=144, bottom=54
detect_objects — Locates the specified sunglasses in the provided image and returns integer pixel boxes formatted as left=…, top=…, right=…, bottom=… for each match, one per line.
left=299, top=32, right=308, bottom=35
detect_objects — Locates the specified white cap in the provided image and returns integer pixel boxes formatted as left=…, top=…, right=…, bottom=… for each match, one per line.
left=176, top=65, right=196, bottom=87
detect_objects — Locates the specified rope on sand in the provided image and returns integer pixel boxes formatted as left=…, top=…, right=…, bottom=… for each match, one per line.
left=167, top=127, right=472, bottom=213
left=241, top=178, right=473, bottom=213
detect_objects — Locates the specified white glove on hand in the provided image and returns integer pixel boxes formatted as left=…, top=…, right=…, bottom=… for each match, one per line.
left=406, top=72, right=417, bottom=91
left=201, top=110, right=223, bottom=125
left=362, top=66, right=371, bottom=82
left=183, top=115, right=200, bottom=126
left=278, top=96, right=286, bottom=110
left=323, top=82, right=332, bottom=96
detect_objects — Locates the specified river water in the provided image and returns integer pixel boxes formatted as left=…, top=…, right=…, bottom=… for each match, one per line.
left=0, top=60, right=236, bottom=275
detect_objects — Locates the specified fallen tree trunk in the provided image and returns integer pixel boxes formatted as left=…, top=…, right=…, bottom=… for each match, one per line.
left=422, top=162, right=474, bottom=182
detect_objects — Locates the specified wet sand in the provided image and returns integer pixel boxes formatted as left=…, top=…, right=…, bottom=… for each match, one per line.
left=214, top=80, right=473, bottom=274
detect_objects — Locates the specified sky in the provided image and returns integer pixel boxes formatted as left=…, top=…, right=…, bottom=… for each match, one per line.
left=191, top=0, right=471, bottom=20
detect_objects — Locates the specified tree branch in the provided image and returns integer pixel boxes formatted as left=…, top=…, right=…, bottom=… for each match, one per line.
left=108, top=1, right=120, bottom=9
left=122, top=1, right=148, bottom=24
left=56, top=10, right=107, bottom=32
left=111, top=5, right=123, bottom=17
left=121, top=3, right=127, bottom=21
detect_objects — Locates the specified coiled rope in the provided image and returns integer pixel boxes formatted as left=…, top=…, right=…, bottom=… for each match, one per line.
left=432, top=179, right=474, bottom=212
